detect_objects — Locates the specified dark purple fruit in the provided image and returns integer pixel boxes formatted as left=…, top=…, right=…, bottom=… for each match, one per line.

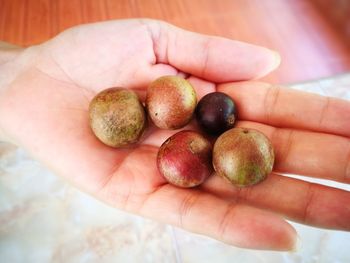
left=89, top=88, right=146, bottom=147
left=157, top=130, right=212, bottom=188
left=146, top=76, right=197, bottom=129
left=195, top=92, right=237, bottom=135
left=213, top=128, right=274, bottom=187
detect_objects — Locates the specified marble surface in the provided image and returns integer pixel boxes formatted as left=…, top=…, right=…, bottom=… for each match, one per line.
left=1, top=74, right=350, bottom=263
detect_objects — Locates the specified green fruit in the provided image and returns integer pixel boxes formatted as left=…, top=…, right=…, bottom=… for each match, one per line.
left=213, top=128, right=274, bottom=187
left=89, top=88, right=146, bottom=147
left=146, top=76, right=197, bottom=129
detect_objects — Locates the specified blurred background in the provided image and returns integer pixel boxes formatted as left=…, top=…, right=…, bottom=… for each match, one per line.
left=1, top=0, right=350, bottom=84
left=1, top=1, right=350, bottom=263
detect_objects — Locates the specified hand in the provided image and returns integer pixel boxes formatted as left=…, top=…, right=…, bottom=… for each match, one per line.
left=0, top=19, right=349, bottom=251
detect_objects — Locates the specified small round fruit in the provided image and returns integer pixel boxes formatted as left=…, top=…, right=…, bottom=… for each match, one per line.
left=146, top=76, right=197, bottom=129
left=213, top=128, right=274, bottom=187
left=89, top=88, right=146, bottom=147
left=157, top=130, right=212, bottom=188
left=196, top=92, right=237, bottom=135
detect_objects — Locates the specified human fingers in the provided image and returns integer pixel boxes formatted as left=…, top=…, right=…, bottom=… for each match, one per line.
left=234, top=121, right=350, bottom=184
left=146, top=20, right=280, bottom=82
left=140, top=118, right=350, bottom=230
left=218, top=81, right=350, bottom=137
left=202, top=173, right=350, bottom=231
left=137, top=185, right=296, bottom=250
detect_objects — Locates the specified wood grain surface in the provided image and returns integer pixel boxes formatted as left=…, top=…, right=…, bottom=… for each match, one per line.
left=1, top=0, right=350, bottom=83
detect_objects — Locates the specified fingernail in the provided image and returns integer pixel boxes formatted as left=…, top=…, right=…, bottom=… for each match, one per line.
left=290, top=234, right=302, bottom=252
left=254, top=49, right=281, bottom=79
left=271, top=50, right=281, bottom=70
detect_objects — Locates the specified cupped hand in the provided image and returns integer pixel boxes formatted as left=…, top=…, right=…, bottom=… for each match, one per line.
left=0, top=19, right=349, bottom=251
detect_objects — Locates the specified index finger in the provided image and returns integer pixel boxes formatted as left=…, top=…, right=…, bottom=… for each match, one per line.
left=218, top=81, right=350, bottom=137
left=149, top=21, right=281, bottom=82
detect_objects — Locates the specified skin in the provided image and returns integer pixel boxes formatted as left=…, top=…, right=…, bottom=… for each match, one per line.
left=0, top=19, right=349, bottom=251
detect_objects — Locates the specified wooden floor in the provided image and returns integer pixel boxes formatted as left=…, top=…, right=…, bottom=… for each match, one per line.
left=1, top=0, right=350, bottom=84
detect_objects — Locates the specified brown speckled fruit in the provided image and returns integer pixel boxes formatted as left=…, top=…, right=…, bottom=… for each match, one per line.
left=89, top=88, right=146, bottom=147
left=157, top=130, right=212, bottom=188
left=146, top=76, right=197, bottom=129
left=213, top=128, right=274, bottom=187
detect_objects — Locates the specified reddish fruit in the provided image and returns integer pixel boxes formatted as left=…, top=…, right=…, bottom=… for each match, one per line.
left=213, top=128, right=274, bottom=187
left=157, top=130, right=212, bottom=188
left=146, top=76, right=197, bottom=129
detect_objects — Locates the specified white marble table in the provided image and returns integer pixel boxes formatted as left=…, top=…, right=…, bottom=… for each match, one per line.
left=1, top=74, right=350, bottom=263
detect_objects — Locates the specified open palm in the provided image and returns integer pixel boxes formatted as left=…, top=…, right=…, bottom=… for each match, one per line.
left=1, top=19, right=349, bottom=251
